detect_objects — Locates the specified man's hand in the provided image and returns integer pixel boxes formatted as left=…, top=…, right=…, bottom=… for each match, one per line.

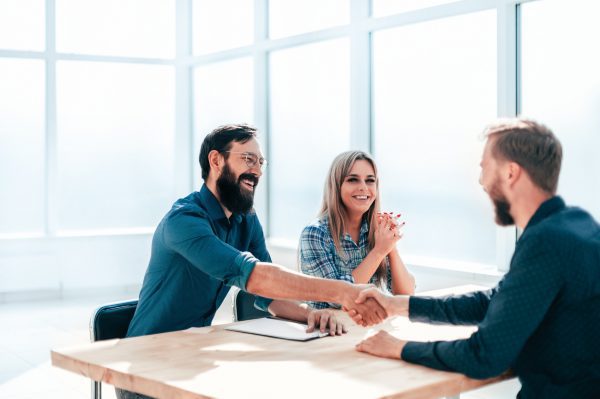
left=306, top=309, right=347, bottom=336
left=355, top=330, right=406, bottom=359
left=348, top=288, right=409, bottom=324
left=339, top=285, right=388, bottom=326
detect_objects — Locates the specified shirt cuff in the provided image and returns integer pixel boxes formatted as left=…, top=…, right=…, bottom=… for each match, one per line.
left=229, top=251, right=260, bottom=291
left=408, top=296, right=434, bottom=323
left=401, top=341, right=430, bottom=363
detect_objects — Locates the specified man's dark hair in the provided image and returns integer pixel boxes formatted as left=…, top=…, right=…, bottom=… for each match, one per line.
left=199, top=124, right=257, bottom=180
left=484, top=118, right=562, bottom=194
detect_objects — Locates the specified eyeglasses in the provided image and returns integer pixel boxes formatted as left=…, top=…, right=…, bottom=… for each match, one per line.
left=222, top=151, right=267, bottom=169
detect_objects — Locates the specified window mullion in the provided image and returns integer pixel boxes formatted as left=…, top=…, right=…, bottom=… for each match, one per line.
left=496, top=0, right=519, bottom=271
left=45, top=0, right=58, bottom=237
left=175, top=0, right=193, bottom=196
left=350, top=0, right=371, bottom=152
left=254, top=0, right=270, bottom=235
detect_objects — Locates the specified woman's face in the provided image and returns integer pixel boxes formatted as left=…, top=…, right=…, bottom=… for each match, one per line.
left=340, top=160, right=377, bottom=218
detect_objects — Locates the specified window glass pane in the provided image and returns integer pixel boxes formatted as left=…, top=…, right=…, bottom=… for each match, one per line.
left=56, top=0, right=175, bottom=58
left=0, top=59, right=45, bottom=235
left=521, top=0, right=600, bottom=220
left=0, top=0, right=45, bottom=51
left=193, top=0, right=254, bottom=55
left=193, top=58, right=254, bottom=185
left=270, top=39, right=350, bottom=239
left=372, top=10, right=497, bottom=266
left=269, top=0, right=349, bottom=39
left=372, top=0, right=458, bottom=17
left=56, top=61, right=175, bottom=231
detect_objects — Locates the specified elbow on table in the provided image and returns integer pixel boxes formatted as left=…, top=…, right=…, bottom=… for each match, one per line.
left=463, top=359, right=511, bottom=380
left=400, top=274, right=416, bottom=295
left=407, top=276, right=416, bottom=295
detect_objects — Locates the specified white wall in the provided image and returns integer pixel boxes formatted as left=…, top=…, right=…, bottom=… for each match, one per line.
left=0, top=235, right=150, bottom=302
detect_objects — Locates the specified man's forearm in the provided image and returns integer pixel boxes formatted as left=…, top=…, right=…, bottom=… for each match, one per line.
left=268, top=300, right=309, bottom=322
left=409, top=289, right=493, bottom=326
left=246, top=262, right=349, bottom=305
left=248, top=262, right=388, bottom=326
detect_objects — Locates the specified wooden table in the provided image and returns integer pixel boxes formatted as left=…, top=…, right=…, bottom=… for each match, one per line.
left=51, top=285, right=512, bottom=399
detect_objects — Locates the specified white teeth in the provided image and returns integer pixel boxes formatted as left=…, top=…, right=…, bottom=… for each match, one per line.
left=354, top=195, right=368, bottom=200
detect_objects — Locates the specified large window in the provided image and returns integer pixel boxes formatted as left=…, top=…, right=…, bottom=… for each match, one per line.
left=269, top=39, right=351, bottom=239
left=192, top=0, right=254, bottom=55
left=269, top=0, right=350, bottom=39
left=2, top=0, right=178, bottom=238
left=56, top=61, right=175, bottom=231
left=0, top=0, right=45, bottom=51
left=1, top=0, right=597, bottom=275
left=521, top=0, right=600, bottom=220
left=373, top=10, right=498, bottom=266
left=0, top=59, right=45, bottom=236
left=372, top=0, right=458, bottom=17
left=193, top=58, right=255, bottom=185
left=56, top=0, right=175, bottom=58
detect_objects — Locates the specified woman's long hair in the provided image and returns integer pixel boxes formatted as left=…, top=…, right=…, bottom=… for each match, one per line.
left=319, top=151, right=386, bottom=286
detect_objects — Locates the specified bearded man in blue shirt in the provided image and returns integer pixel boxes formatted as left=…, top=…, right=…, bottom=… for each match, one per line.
left=354, top=118, right=600, bottom=399
left=117, top=124, right=386, bottom=399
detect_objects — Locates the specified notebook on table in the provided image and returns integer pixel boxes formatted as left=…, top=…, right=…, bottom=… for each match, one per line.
left=224, top=317, right=329, bottom=341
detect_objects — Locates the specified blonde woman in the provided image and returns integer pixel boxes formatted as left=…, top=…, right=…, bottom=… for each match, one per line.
left=300, top=151, right=415, bottom=309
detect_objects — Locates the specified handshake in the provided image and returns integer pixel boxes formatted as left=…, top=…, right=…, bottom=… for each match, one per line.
left=339, top=284, right=410, bottom=326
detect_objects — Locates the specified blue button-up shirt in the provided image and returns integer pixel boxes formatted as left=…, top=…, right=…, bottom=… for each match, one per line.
left=127, top=184, right=272, bottom=337
left=299, top=216, right=392, bottom=309
left=402, top=197, right=600, bottom=398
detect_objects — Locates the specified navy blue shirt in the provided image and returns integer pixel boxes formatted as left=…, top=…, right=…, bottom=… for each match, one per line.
left=402, top=197, right=600, bottom=398
left=127, top=184, right=272, bottom=337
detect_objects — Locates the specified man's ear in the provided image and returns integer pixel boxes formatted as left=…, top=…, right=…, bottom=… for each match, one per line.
left=208, top=150, right=223, bottom=174
left=506, top=161, right=522, bottom=187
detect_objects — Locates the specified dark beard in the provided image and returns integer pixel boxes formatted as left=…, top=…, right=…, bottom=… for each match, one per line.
left=489, top=183, right=514, bottom=226
left=216, top=163, right=257, bottom=214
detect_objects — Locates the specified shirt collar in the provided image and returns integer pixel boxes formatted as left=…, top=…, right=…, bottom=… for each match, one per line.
left=342, top=217, right=370, bottom=242
left=523, top=195, right=566, bottom=231
left=198, top=184, right=243, bottom=225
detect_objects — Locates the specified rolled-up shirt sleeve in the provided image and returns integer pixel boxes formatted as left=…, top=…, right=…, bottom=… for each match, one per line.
left=248, top=216, right=273, bottom=312
left=163, top=208, right=259, bottom=291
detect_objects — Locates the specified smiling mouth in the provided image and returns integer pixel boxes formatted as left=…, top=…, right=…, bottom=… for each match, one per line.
left=241, top=178, right=256, bottom=190
left=352, top=195, right=370, bottom=200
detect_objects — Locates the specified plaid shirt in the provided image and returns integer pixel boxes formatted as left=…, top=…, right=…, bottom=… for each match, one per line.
left=299, top=216, right=391, bottom=309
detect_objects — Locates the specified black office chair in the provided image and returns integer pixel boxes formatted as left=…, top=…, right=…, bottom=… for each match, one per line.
left=89, top=299, right=138, bottom=399
left=232, top=289, right=270, bottom=321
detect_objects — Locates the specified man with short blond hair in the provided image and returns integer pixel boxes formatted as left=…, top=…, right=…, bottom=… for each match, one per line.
left=355, top=118, right=600, bottom=399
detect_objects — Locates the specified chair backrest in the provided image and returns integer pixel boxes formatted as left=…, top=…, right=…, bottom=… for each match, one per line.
left=233, top=290, right=269, bottom=321
left=90, top=299, right=138, bottom=342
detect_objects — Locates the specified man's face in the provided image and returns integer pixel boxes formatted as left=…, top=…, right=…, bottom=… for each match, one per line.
left=479, top=138, right=514, bottom=226
left=216, top=139, right=264, bottom=214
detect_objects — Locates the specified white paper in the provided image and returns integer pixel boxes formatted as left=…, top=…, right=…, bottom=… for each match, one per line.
left=224, top=317, right=328, bottom=341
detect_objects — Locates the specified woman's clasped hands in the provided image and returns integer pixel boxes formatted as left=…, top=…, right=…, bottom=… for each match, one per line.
left=374, top=212, right=405, bottom=254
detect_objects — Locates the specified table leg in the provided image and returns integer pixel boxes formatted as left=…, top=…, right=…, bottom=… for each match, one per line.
left=92, top=380, right=102, bottom=399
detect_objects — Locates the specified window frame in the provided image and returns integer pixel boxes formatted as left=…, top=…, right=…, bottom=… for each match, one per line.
left=0, top=0, right=545, bottom=273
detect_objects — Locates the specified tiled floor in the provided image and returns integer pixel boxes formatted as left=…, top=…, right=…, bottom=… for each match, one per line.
left=0, top=294, right=520, bottom=399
